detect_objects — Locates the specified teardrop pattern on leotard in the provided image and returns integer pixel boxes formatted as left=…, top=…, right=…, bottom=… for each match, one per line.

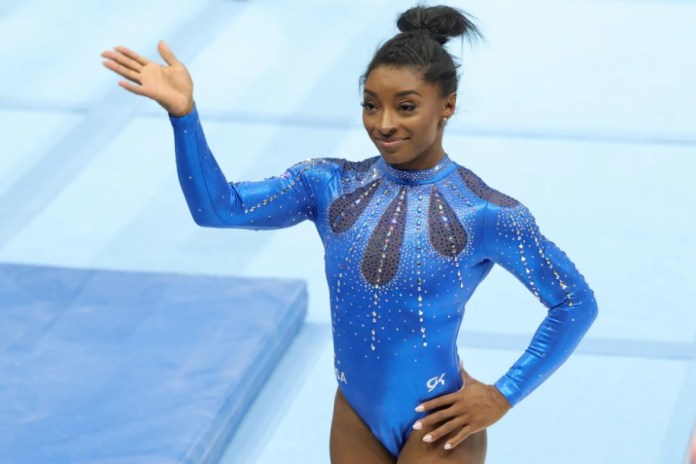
left=457, top=167, right=519, bottom=207
left=428, top=186, right=468, bottom=257
left=361, top=186, right=407, bottom=286
left=329, top=179, right=383, bottom=233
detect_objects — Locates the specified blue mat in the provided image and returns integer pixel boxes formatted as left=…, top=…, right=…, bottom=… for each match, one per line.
left=0, top=263, right=307, bottom=464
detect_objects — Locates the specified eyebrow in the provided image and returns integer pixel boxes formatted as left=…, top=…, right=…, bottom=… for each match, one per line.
left=363, top=89, right=422, bottom=98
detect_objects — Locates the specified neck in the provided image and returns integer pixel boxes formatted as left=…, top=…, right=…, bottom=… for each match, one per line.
left=388, top=149, right=446, bottom=171
left=379, top=153, right=456, bottom=185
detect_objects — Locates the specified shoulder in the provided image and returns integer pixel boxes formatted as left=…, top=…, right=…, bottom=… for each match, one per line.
left=454, top=165, right=521, bottom=209
left=287, top=156, right=379, bottom=177
left=323, top=156, right=381, bottom=180
left=284, top=156, right=381, bottom=193
left=452, top=165, right=541, bottom=245
left=282, top=157, right=341, bottom=185
left=456, top=167, right=545, bottom=254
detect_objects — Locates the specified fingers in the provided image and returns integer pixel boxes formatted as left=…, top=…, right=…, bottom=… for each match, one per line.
left=422, top=418, right=466, bottom=445
left=444, top=425, right=475, bottom=450
left=114, top=46, right=150, bottom=67
left=101, top=59, right=142, bottom=85
left=415, top=391, right=457, bottom=412
left=101, top=47, right=145, bottom=84
left=101, top=49, right=144, bottom=73
left=118, top=80, right=148, bottom=97
left=157, top=40, right=178, bottom=66
left=413, top=407, right=455, bottom=430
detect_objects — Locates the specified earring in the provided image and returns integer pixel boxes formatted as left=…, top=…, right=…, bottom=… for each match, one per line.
left=442, top=117, right=449, bottom=123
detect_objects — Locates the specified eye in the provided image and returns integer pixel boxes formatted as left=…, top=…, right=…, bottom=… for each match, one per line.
left=361, top=101, right=377, bottom=111
left=399, top=103, right=416, bottom=112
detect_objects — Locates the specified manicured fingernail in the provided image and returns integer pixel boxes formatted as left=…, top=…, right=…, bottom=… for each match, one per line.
left=415, top=404, right=424, bottom=412
left=412, top=421, right=422, bottom=430
left=423, top=434, right=432, bottom=442
left=444, top=443, right=452, bottom=450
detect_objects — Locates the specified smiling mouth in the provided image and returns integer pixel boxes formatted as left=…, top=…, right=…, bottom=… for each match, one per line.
left=376, top=138, right=409, bottom=148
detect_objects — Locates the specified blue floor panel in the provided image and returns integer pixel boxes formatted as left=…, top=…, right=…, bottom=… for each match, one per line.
left=0, top=263, right=307, bottom=464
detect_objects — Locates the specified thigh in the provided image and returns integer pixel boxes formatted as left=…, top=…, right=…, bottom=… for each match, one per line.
left=396, top=368, right=488, bottom=464
left=397, top=426, right=487, bottom=464
left=329, top=387, right=396, bottom=464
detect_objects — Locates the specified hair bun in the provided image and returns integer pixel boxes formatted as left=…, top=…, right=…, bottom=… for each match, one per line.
left=397, top=4, right=482, bottom=45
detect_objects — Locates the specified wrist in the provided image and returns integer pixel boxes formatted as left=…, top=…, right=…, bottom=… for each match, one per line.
left=169, top=102, right=198, bottom=129
left=168, top=98, right=195, bottom=118
left=489, top=383, right=513, bottom=411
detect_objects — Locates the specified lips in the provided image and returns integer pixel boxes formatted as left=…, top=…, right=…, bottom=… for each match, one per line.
left=376, top=137, right=409, bottom=149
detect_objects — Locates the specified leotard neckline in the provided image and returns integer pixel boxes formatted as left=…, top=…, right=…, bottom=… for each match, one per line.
left=378, top=153, right=457, bottom=185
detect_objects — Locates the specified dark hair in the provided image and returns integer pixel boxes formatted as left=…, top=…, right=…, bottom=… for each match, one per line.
left=360, top=3, right=483, bottom=97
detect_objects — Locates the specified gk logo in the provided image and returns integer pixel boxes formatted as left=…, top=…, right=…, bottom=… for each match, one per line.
left=426, top=372, right=446, bottom=392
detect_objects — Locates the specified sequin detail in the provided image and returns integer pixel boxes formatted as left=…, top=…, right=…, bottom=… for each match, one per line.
left=415, top=193, right=427, bottom=347
left=428, top=186, right=468, bottom=257
left=457, top=167, right=519, bottom=207
left=490, top=202, right=576, bottom=310
left=325, top=156, right=380, bottom=174
left=329, top=179, right=383, bottom=233
left=361, top=187, right=408, bottom=286
left=381, top=155, right=454, bottom=183
left=240, top=159, right=327, bottom=214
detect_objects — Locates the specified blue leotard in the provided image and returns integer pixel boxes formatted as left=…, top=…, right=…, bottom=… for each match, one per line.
left=170, top=105, right=598, bottom=458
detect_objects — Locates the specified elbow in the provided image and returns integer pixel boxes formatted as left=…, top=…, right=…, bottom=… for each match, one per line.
left=588, top=300, right=599, bottom=326
left=550, top=287, right=598, bottom=330
left=583, top=286, right=599, bottom=320
left=189, top=209, right=226, bottom=228
left=571, top=289, right=598, bottom=330
left=192, top=216, right=213, bottom=227
left=581, top=301, right=598, bottom=331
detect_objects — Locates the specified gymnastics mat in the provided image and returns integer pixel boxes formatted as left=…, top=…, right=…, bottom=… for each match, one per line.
left=0, top=263, right=308, bottom=464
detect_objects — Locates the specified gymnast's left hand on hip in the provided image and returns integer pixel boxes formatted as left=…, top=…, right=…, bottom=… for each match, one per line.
left=411, top=376, right=511, bottom=450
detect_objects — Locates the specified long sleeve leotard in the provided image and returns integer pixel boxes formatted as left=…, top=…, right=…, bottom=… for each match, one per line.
left=170, top=105, right=598, bottom=457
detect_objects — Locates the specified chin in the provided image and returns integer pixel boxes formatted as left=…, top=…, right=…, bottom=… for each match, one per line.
left=377, top=150, right=415, bottom=167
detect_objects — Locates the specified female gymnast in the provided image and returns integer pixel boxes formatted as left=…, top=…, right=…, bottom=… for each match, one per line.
left=102, top=4, right=598, bottom=463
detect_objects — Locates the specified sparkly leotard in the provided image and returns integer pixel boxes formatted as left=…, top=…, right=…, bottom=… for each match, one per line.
left=170, top=105, right=598, bottom=458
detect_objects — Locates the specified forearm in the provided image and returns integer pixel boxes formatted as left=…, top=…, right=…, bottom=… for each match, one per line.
left=493, top=286, right=598, bottom=407
left=170, top=103, right=238, bottom=227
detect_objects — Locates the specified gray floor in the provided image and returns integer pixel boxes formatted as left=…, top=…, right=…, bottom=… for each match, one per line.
left=1, top=0, right=695, bottom=462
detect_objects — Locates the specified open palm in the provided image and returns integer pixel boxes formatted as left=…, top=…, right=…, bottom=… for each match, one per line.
left=101, top=40, right=194, bottom=117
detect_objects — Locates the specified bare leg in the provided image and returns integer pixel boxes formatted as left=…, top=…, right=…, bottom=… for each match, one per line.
left=330, top=387, right=397, bottom=464
left=397, top=368, right=488, bottom=464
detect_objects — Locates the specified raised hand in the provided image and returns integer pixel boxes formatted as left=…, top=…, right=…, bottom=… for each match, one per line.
left=101, top=40, right=194, bottom=117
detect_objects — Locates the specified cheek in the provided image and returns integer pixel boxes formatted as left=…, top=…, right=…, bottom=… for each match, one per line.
left=362, top=113, right=373, bottom=132
left=412, top=115, right=439, bottom=141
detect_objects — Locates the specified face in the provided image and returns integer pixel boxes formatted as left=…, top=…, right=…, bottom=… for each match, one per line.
left=362, top=65, right=456, bottom=170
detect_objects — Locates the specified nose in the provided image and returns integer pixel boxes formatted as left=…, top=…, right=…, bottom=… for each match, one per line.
left=376, top=109, right=397, bottom=136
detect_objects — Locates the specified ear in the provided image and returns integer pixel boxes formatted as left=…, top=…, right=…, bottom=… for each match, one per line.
left=443, top=92, right=457, bottom=118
